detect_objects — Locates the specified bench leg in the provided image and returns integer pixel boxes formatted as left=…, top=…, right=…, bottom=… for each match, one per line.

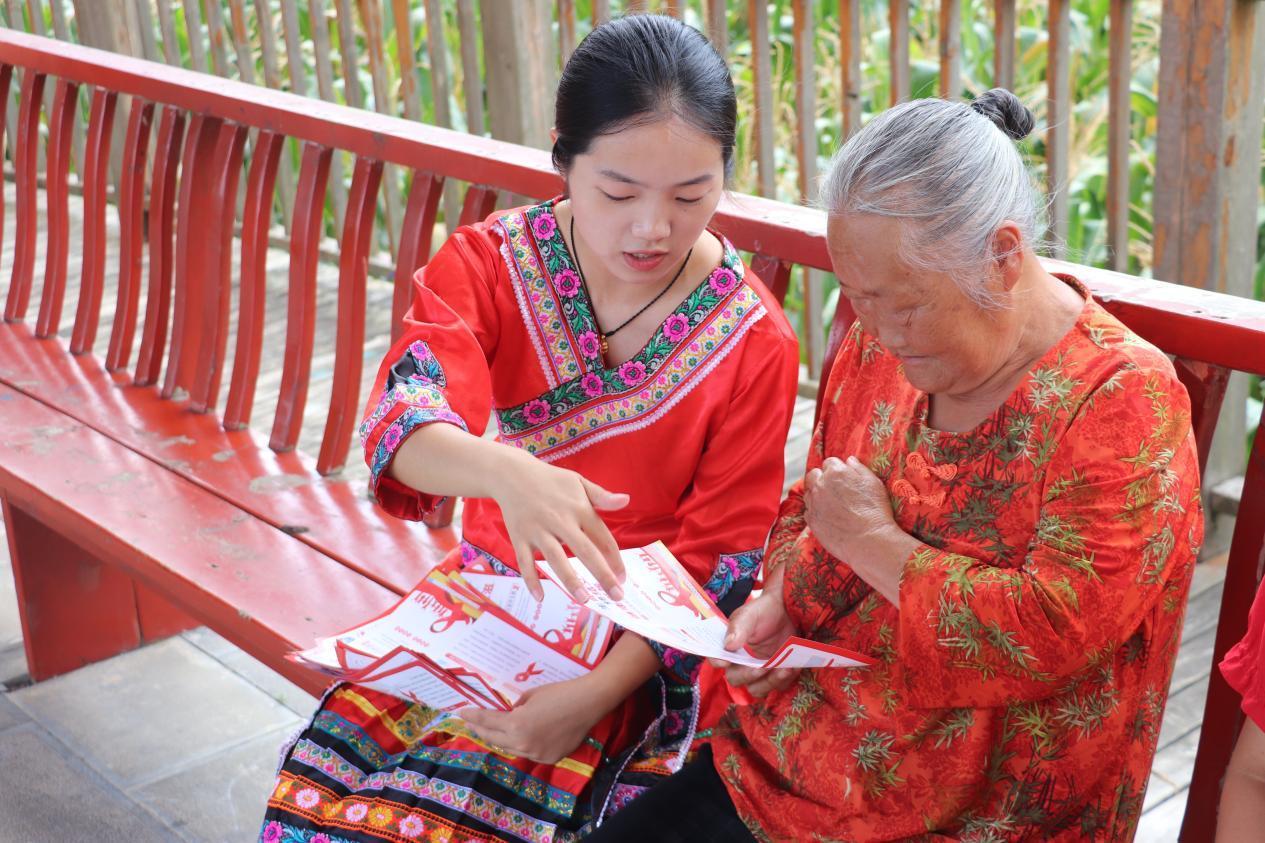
left=2, top=499, right=196, bottom=681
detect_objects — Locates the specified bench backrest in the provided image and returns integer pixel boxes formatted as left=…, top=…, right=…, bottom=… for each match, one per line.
left=2, top=29, right=1263, bottom=842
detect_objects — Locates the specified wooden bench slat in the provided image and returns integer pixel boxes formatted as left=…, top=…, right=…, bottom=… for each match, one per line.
left=135, top=106, right=185, bottom=386
left=749, top=253, right=793, bottom=306
left=190, top=122, right=249, bottom=414
left=319, top=156, right=384, bottom=475
left=71, top=87, right=119, bottom=355
left=105, top=98, right=153, bottom=372
left=34, top=78, right=77, bottom=339
left=392, top=170, right=445, bottom=344
left=1173, top=357, right=1231, bottom=475
left=0, top=323, right=457, bottom=596
left=0, top=380, right=397, bottom=695
left=163, top=113, right=223, bottom=399
left=5, top=68, right=44, bottom=323
left=224, top=129, right=285, bottom=430
left=270, top=141, right=333, bottom=452
left=0, top=65, right=10, bottom=250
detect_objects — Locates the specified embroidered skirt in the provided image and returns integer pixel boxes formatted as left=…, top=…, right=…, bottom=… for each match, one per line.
left=260, top=670, right=704, bottom=843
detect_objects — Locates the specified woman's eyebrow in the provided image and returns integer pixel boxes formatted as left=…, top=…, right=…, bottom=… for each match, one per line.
left=597, top=169, right=716, bottom=188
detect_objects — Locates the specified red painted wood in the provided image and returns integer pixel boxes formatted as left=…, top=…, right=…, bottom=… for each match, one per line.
left=319, top=156, right=384, bottom=475
left=392, top=170, right=444, bottom=343
left=190, top=122, right=249, bottom=414
left=135, top=107, right=186, bottom=386
left=224, top=129, right=285, bottom=430
left=816, top=291, right=858, bottom=425
left=134, top=580, right=200, bottom=642
left=0, top=381, right=398, bottom=696
left=71, top=87, right=120, bottom=355
left=163, top=114, right=223, bottom=400
left=459, top=184, right=499, bottom=227
left=0, top=323, right=456, bottom=595
left=1172, top=357, right=1231, bottom=476
left=749, top=253, right=792, bottom=305
left=34, top=79, right=79, bottom=338
left=106, top=99, right=155, bottom=372
left=0, top=65, right=12, bottom=254
left=1183, top=401, right=1265, bottom=841
left=3, top=498, right=142, bottom=681
left=5, top=69, right=45, bottom=323
left=270, top=142, right=333, bottom=453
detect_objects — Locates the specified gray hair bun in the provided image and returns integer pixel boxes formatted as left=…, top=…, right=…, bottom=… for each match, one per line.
left=970, top=88, right=1034, bottom=142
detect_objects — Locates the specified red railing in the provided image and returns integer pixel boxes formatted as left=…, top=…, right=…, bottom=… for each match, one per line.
left=1, top=29, right=1264, bottom=841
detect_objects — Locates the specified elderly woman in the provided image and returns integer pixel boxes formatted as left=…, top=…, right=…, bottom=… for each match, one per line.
left=586, top=89, right=1203, bottom=841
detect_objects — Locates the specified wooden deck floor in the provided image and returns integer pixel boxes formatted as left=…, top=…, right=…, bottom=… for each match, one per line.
left=0, top=182, right=1213, bottom=840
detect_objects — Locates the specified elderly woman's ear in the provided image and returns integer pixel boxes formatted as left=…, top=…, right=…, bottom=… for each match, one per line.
left=991, top=221, right=1025, bottom=292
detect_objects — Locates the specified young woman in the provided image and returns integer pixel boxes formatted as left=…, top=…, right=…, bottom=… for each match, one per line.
left=260, top=14, right=799, bottom=843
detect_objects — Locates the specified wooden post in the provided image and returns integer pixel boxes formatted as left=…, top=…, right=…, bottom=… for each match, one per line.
left=1106, top=0, right=1133, bottom=272
left=994, top=0, right=1016, bottom=91
left=749, top=0, right=776, bottom=197
left=840, top=0, right=862, bottom=139
left=480, top=0, right=555, bottom=152
left=1046, top=0, right=1071, bottom=257
left=889, top=0, right=909, bottom=104
left=794, top=0, right=823, bottom=378
left=1154, top=0, right=1265, bottom=572
left=71, top=0, right=141, bottom=192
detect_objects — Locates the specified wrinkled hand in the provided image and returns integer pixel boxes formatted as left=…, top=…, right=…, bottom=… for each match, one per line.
left=706, top=588, right=801, bottom=698
left=494, top=453, right=628, bottom=602
left=804, top=456, right=896, bottom=562
left=459, top=677, right=602, bottom=765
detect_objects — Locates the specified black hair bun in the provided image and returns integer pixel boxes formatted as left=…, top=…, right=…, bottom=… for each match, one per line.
left=970, top=88, right=1034, bottom=141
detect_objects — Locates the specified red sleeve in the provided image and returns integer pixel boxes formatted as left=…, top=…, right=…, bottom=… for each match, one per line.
left=1221, top=579, right=1265, bottom=731
left=359, top=226, right=501, bottom=520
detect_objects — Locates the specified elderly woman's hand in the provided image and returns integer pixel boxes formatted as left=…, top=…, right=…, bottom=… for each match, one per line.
left=804, top=456, right=918, bottom=605
left=707, top=583, right=801, bottom=698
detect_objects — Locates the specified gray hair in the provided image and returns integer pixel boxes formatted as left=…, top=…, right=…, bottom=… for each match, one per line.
left=820, top=90, right=1045, bottom=309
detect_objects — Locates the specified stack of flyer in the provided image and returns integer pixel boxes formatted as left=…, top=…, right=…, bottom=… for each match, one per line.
left=289, top=565, right=614, bottom=712
left=291, top=542, right=871, bottom=713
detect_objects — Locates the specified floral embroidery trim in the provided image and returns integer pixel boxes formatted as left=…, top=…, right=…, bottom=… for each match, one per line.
left=498, top=299, right=768, bottom=463
left=498, top=227, right=561, bottom=389
left=281, top=744, right=559, bottom=843
left=363, top=387, right=467, bottom=494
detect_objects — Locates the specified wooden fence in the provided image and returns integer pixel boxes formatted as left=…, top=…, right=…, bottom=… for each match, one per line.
left=2, top=0, right=1262, bottom=396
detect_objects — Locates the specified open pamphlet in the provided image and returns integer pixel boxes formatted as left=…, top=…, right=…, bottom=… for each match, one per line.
left=290, top=564, right=616, bottom=712
left=538, top=542, right=874, bottom=671
left=291, top=542, right=871, bottom=713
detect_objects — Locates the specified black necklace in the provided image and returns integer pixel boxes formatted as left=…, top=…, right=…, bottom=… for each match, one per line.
left=570, top=216, right=692, bottom=356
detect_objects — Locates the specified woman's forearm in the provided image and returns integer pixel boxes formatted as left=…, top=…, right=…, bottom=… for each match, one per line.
left=387, top=422, right=530, bottom=500
left=578, top=633, right=663, bottom=716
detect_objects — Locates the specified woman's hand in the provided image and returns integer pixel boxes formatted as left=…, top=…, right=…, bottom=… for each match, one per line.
left=707, top=585, right=801, bottom=698
left=459, top=676, right=606, bottom=765
left=804, top=456, right=918, bottom=604
left=492, top=450, right=629, bottom=602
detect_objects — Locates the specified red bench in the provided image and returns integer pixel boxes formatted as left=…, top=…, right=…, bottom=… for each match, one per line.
left=1, top=29, right=1263, bottom=841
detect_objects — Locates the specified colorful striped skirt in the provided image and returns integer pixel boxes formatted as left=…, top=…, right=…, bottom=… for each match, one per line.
left=260, top=671, right=705, bottom=843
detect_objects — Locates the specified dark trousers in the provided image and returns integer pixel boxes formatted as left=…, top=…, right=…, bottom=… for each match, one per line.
left=584, top=745, right=757, bottom=842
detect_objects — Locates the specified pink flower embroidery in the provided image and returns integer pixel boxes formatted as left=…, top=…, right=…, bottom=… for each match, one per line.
left=262, top=822, right=284, bottom=843
left=522, top=399, right=551, bottom=425
left=382, top=423, right=404, bottom=452
left=531, top=212, right=557, bottom=241
left=581, top=373, right=604, bottom=398
left=554, top=268, right=581, bottom=298
left=618, top=361, right=647, bottom=387
left=295, top=788, right=321, bottom=809
left=399, top=815, right=427, bottom=838
left=346, top=803, right=370, bottom=822
left=662, top=313, right=690, bottom=342
left=709, top=267, right=739, bottom=295
left=311, top=835, right=331, bottom=843
left=578, top=330, right=602, bottom=358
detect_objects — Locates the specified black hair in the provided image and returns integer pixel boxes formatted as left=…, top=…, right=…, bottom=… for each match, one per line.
left=552, top=14, right=737, bottom=180
left=969, top=88, right=1035, bottom=142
